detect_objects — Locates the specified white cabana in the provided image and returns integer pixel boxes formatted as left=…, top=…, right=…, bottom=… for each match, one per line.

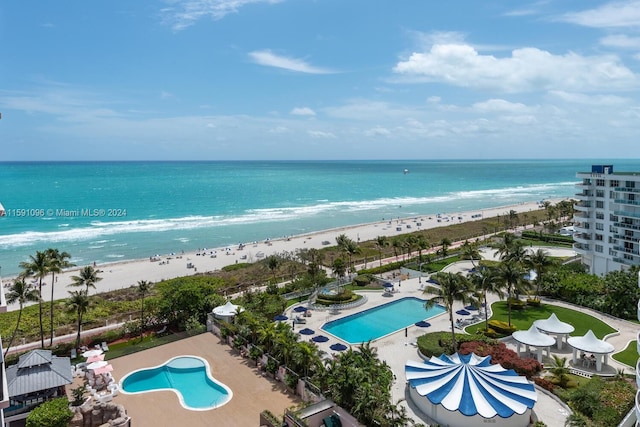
left=532, top=313, right=574, bottom=350
left=512, top=325, right=556, bottom=363
left=212, top=301, right=244, bottom=322
left=567, top=330, right=615, bottom=372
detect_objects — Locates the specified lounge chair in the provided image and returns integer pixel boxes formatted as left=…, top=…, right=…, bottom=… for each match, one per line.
left=294, top=316, right=306, bottom=324
left=156, top=325, right=167, bottom=335
left=71, top=348, right=77, bottom=359
left=101, top=341, right=109, bottom=352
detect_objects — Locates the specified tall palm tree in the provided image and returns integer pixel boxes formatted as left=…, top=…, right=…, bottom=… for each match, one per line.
left=69, top=265, right=102, bottom=294
left=375, top=235, right=388, bottom=267
left=331, top=258, right=347, bottom=282
left=470, top=266, right=503, bottom=331
left=416, top=236, right=429, bottom=262
left=46, top=248, right=74, bottom=346
left=19, top=250, right=50, bottom=348
left=438, top=238, right=451, bottom=258
left=266, top=255, right=279, bottom=283
left=525, top=248, right=553, bottom=299
left=66, top=290, right=91, bottom=348
left=137, top=280, right=150, bottom=333
left=460, top=240, right=481, bottom=269
left=497, top=261, right=526, bottom=326
left=4, top=276, right=40, bottom=358
left=549, top=355, right=570, bottom=388
left=423, top=272, right=474, bottom=349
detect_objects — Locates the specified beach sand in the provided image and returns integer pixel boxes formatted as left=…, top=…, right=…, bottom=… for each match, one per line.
left=5, top=200, right=554, bottom=311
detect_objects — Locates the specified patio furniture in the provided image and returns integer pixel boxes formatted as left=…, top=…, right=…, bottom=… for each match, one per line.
left=101, top=342, right=109, bottom=352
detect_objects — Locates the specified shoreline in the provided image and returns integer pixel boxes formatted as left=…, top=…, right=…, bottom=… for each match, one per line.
left=3, top=199, right=562, bottom=311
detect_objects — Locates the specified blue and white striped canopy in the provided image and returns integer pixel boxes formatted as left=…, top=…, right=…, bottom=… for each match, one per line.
left=405, top=353, right=537, bottom=419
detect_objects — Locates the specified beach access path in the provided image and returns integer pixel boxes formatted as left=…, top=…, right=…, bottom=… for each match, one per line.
left=4, top=200, right=552, bottom=311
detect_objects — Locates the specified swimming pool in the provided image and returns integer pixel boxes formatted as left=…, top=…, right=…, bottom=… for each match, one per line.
left=120, top=355, right=232, bottom=410
left=322, top=297, right=445, bottom=344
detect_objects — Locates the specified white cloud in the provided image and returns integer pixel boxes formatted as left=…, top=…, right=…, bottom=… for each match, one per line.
left=427, top=96, right=441, bottom=104
left=307, top=130, right=335, bottom=138
left=248, top=50, right=335, bottom=74
left=268, top=126, right=290, bottom=133
left=471, top=99, right=530, bottom=113
left=548, top=90, right=630, bottom=106
left=364, top=126, right=391, bottom=137
left=561, top=0, right=640, bottom=28
left=600, top=34, right=640, bottom=49
left=393, top=43, right=637, bottom=92
left=290, top=107, right=316, bottom=116
left=161, top=0, right=285, bottom=31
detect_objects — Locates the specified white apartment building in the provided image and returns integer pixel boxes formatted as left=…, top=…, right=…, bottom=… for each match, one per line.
left=574, top=164, right=640, bottom=276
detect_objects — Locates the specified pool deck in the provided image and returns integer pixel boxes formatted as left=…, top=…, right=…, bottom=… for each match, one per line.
left=107, top=333, right=299, bottom=426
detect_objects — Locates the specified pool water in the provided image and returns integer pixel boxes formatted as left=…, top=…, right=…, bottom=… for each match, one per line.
left=120, top=356, right=232, bottom=410
left=322, top=297, right=445, bottom=344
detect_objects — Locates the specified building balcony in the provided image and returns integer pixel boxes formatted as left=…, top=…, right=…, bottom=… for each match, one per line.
left=574, top=204, right=592, bottom=213
left=573, top=212, right=590, bottom=220
left=615, top=187, right=640, bottom=193
left=613, top=257, right=637, bottom=266
left=615, top=210, right=640, bottom=219
left=574, top=192, right=593, bottom=200
left=613, top=246, right=640, bottom=256
left=614, top=234, right=640, bottom=243
left=573, top=233, right=592, bottom=244
left=637, top=357, right=640, bottom=388
left=573, top=243, right=590, bottom=253
left=615, top=199, right=640, bottom=207
left=636, top=390, right=640, bottom=426
left=615, top=222, right=640, bottom=231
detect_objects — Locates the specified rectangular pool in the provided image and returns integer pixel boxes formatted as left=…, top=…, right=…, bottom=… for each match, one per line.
left=322, top=297, right=445, bottom=344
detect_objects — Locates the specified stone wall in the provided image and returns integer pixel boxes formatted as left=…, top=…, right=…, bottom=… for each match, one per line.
left=69, top=402, right=130, bottom=427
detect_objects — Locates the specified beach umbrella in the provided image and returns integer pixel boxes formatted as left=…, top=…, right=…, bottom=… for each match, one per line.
left=426, top=278, right=438, bottom=284
left=415, top=321, right=431, bottom=328
left=299, top=328, right=315, bottom=335
left=383, top=282, right=394, bottom=288
left=330, top=343, right=348, bottom=352
left=82, top=349, right=103, bottom=359
left=93, top=364, right=114, bottom=375
left=87, top=360, right=109, bottom=371
left=293, top=306, right=308, bottom=313
left=86, top=354, right=105, bottom=363
left=274, top=314, right=288, bottom=321
left=456, top=309, right=471, bottom=316
left=312, top=335, right=329, bottom=343
left=464, top=305, right=479, bottom=311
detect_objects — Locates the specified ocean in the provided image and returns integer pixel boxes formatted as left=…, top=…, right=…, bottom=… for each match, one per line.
left=1, top=159, right=639, bottom=276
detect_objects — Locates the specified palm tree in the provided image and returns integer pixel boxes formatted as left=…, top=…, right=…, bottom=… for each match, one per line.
left=19, top=250, right=50, bottom=348
left=69, top=265, right=102, bottom=294
left=423, top=272, right=474, bottom=349
left=497, top=261, right=526, bottom=326
left=46, top=248, right=75, bottom=346
left=137, top=280, right=150, bottom=333
left=525, top=248, right=553, bottom=299
left=550, top=355, right=570, bottom=388
left=66, top=290, right=91, bottom=348
left=375, top=235, right=388, bottom=267
left=438, top=237, right=451, bottom=258
left=331, top=258, right=347, bottom=282
left=494, top=232, right=518, bottom=260
left=460, top=240, right=481, bottom=269
left=266, top=255, right=279, bottom=283
left=4, top=276, right=40, bottom=358
left=416, top=236, right=429, bottom=262
left=470, top=267, right=503, bottom=331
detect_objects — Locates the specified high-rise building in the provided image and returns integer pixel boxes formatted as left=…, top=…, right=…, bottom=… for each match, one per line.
left=574, top=165, right=640, bottom=276
left=0, top=275, right=10, bottom=425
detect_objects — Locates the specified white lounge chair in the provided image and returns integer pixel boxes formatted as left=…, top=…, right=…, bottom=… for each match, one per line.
left=71, top=348, right=77, bottom=359
left=101, top=342, right=109, bottom=352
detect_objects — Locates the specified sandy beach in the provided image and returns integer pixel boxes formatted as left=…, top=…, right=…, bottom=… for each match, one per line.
left=5, top=200, right=555, bottom=311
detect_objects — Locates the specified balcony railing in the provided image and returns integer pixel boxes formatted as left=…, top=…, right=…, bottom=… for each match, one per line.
left=615, top=222, right=640, bottom=231
left=615, top=199, right=640, bottom=206
left=573, top=233, right=592, bottom=244
left=615, top=210, right=640, bottom=219
left=613, top=257, right=637, bottom=266
left=614, top=234, right=640, bottom=243
left=573, top=243, right=590, bottom=252
left=615, top=187, right=640, bottom=193
left=613, top=246, right=640, bottom=256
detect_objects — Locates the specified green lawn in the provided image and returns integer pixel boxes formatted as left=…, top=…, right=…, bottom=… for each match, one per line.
left=612, top=340, right=639, bottom=368
left=487, top=301, right=617, bottom=338
left=104, top=332, right=192, bottom=360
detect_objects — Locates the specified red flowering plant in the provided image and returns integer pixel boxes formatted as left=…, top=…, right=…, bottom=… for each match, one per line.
left=458, top=341, right=542, bottom=379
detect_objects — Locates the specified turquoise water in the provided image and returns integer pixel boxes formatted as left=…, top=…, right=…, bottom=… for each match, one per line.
left=322, top=297, right=446, bottom=344
left=2, top=159, right=640, bottom=275
left=120, top=356, right=231, bottom=410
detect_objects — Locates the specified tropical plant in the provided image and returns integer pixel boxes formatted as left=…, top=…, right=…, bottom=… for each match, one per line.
left=4, top=276, right=40, bottom=357
left=69, top=265, right=102, bottom=294
left=46, top=248, right=75, bottom=346
left=549, top=355, right=570, bottom=388
left=25, top=397, right=73, bottom=427
left=460, top=240, right=481, bottom=268
left=66, top=290, right=91, bottom=348
left=331, top=257, right=347, bottom=282
left=19, top=250, right=50, bottom=348
left=438, top=237, right=451, bottom=258
left=470, top=266, right=503, bottom=331
left=525, top=248, right=552, bottom=299
left=423, top=272, right=475, bottom=349
left=137, top=280, right=150, bottom=333
left=497, top=261, right=527, bottom=326
left=375, top=235, right=388, bottom=267
left=266, top=255, right=279, bottom=283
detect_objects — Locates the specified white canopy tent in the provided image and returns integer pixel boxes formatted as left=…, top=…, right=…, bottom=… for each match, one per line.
left=212, top=301, right=244, bottom=321
left=567, top=330, right=614, bottom=372
left=532, top=313, right=574, bottom=350
left=512, top=325, right=556, bottom=363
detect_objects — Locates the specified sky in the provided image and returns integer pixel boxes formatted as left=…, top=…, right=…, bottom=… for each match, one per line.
left=2, top=0, right=640, bottom=160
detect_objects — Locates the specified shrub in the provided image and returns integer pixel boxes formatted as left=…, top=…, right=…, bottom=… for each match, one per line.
left=526, top=297, right=541, bottom=307
left=508, top=298, right=526, bottom=310
left=458, top=341, right=542, bottom=378
left=534, top=377, right=555, bottom=392
left=26, top=398, right=73, bottom=427
left=488, top=319, right=517, bottom=334
left=353, top=275, right=373, bottom=286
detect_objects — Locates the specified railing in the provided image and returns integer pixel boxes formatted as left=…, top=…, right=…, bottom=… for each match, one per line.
left=615, top=187, right=640, bottom=193
left=615, top=199, right=640, bottom=206
left=613, top=246, right=640, bottom=256
left=615, top=222, right=640, bottom=231
left=615, top=210, right=640, bottom=219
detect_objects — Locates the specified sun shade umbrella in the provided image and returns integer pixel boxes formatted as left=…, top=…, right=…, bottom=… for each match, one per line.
left=330, top=343, right=348, bottom=351
left=93, top=364, right=113, bottom=375
left=298, top=328, right=315, bottom=335
left=383, top=282, right=394, bottom=288
left=455, top=309, right=470, bottom=316
left=82, top=349, right=103, bottom=359
left=86, top=354, right=105, bottom=363
left=415, top=321, right=431, bottom=328
left=273, top=314, right=288, bottom=321
left=293, top=306, right=308, bottom=313
left=86, top=360, right=109, bottom=370
left=464, top=305, right=479, bottom=311
left=312, top=335, right=329, bottom=343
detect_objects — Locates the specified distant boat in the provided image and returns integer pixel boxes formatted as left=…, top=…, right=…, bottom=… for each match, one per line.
left=0, top=202, right=5, bottom=217
left=403, top=169, right=409, bottom=174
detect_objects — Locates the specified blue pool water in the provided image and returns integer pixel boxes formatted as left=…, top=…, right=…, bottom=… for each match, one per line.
left=120, top=356, right=232, bottom=410
left=322, top=297, right=446, bottom=344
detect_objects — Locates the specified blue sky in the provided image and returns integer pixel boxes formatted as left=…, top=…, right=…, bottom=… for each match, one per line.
left=2, top=0, right=640, bottom=160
